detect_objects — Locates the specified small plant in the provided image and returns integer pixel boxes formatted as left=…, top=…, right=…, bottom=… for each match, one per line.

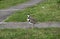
left=57, top=0, right=60, bottom=9
left=57, top=0, right=60, bottom=3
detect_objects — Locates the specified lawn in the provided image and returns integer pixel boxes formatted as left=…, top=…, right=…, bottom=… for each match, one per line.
left=0, top=28, right=60, bottom=39
left=0, top=0, right=28, bottom=9
left=4, top=0, right=60, bottom=22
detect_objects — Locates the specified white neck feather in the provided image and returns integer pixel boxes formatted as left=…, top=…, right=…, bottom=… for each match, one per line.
left=27, top=15, right=30, bottom=17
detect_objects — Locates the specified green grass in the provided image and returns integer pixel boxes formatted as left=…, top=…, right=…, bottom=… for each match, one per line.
left=5, top=0, right=60, bottom=22
left=0, top=28, right=60, bottom=39
left=0, top=0, right=28, bottom=9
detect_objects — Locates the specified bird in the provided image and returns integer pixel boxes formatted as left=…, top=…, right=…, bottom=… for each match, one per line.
left=27, top=14, right=36, bottom=28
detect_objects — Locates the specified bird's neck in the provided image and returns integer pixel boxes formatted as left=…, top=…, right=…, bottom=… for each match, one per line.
left=27, top=15, right=30, bottom=17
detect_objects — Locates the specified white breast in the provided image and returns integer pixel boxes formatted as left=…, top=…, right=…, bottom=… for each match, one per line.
left=27, top=19, right=30, bottom=21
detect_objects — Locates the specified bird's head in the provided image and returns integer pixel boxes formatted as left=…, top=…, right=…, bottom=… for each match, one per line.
left=27, top=14, right=30, bottom=17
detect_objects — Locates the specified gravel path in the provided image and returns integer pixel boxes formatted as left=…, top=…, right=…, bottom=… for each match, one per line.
left=0, top=22, right=60, bottom=29
left=0, top=0, right=43, bottom=22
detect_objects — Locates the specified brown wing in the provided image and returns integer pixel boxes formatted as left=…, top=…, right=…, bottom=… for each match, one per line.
left=30, top=17, right=37, bottom=24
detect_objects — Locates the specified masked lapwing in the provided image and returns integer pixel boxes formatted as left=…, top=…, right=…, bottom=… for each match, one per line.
left=27, top=14, right=36, bottom=28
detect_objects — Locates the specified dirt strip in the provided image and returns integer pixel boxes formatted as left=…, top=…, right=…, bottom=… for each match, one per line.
left=0, top=22, right=60, bottom=29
